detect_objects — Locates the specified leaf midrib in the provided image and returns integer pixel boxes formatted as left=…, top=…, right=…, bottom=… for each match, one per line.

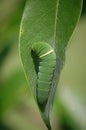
left=54, top=0, right=59, bottom=47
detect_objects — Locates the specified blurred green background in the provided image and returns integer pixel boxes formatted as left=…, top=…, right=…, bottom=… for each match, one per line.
left=0, top=0, right=86, bottom=130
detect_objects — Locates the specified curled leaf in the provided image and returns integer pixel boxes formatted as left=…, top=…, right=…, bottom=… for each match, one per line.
left=19, top=0, right=82, bottom=129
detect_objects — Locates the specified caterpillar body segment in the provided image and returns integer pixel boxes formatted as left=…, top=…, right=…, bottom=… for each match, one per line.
left=31, top=42, right=56, bottom=105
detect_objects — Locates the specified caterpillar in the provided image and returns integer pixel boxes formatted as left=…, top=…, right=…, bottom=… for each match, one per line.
left=31, top=42, right=56, bottom=106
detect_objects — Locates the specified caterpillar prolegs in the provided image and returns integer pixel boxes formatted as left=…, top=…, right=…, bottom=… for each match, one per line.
left=31, top=42, right=56, bottom=106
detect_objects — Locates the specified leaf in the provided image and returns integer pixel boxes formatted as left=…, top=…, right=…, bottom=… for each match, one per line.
left=19, top=0, right=82, bottom=129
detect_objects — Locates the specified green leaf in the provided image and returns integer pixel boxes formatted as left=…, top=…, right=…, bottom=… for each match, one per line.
left=19, top=0, right=82, bottom=129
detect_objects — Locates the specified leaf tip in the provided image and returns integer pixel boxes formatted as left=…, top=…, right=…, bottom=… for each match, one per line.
left=41, top=111, right=52, bottom=130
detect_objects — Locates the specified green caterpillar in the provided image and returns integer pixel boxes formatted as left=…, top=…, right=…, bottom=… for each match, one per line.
left=31, top=42, right=56, bottom=105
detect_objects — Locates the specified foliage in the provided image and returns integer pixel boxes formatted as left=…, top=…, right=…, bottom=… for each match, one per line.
left=19, top=0, right=82, bottom=129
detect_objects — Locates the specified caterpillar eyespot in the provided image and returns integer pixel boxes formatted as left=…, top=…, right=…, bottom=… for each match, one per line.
left=31, top=42, right=56, bottom=106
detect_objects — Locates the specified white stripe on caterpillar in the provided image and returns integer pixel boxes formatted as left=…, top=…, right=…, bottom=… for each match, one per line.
left=40, top=49, right=54, bottom=58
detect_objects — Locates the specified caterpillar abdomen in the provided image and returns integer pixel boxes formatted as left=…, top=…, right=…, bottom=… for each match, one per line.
left=31, top=42, right=56, bottom=105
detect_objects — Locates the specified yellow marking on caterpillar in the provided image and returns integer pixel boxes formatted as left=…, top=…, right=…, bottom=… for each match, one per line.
left=40, top=49, right=54, bottom=58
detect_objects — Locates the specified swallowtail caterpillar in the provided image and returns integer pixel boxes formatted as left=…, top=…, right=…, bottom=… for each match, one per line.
left=31, top=42, right=56, bottom=106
